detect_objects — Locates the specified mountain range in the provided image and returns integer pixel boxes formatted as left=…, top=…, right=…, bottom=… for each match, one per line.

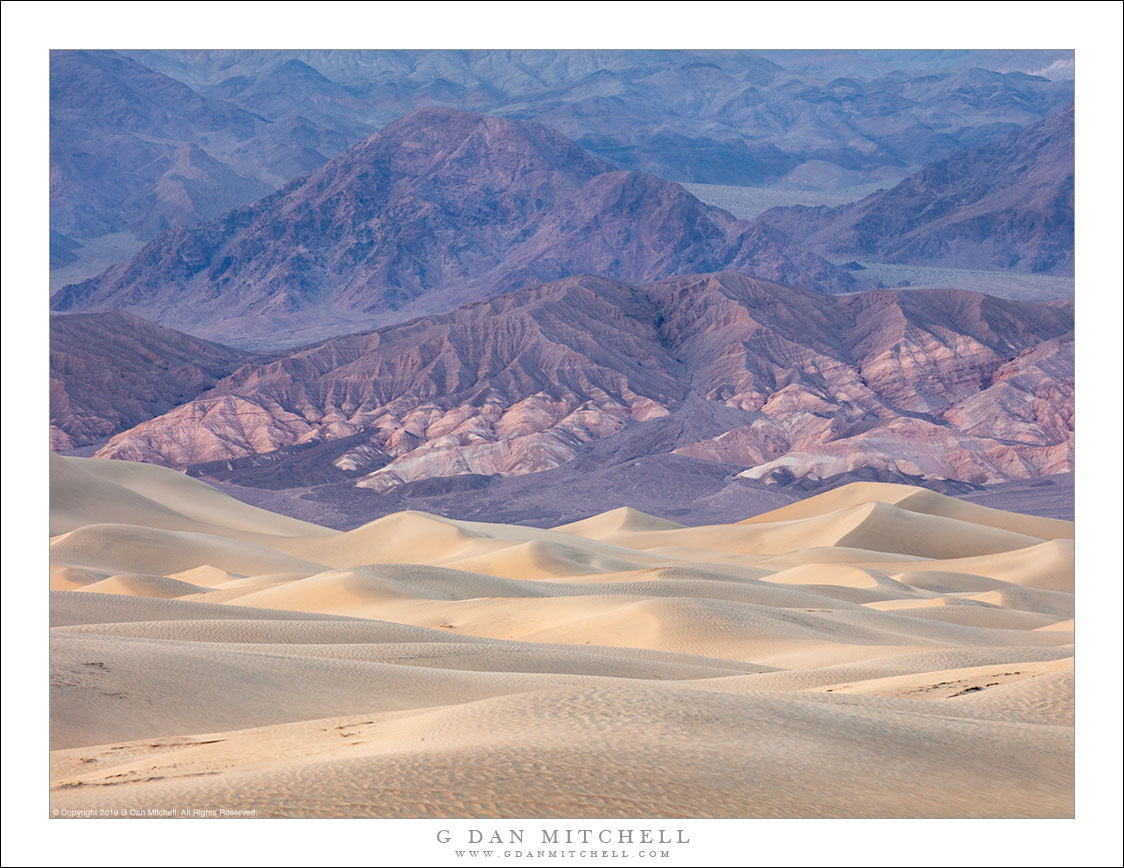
left=52, top=100, right=1076, bottom=350
left=122, top=48, right=1074, bottom=185
left=51, top=272, right=1072, bottom=526
left=51, top=49, right=1074, bottom=282
left=47, top=52, right=1077, bottom=527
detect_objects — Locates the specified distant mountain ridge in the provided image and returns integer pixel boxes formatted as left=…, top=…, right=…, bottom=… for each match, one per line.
left=50, top=51, right=275, bottom=250
left=51, top=49, right=1074, bottom=281
left=755, top=105, right=1075, bottom=273
left=128, top=48, right=1073, bottom=185
left=51, top=108, right=860, bottom=347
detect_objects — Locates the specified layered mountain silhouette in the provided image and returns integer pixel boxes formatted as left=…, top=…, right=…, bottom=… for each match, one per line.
left=50, top=51, right=272, bottom=251
left=756, top=106, right=1075, bottom=273
left=49, top=50, right=362, bottom=278
left=51, top=108, right=860, bottom=346
left=47, top=53, right=1077, bottom=525
left=62, top=273, right=1072, bottom=514
left=52, top=50, right=1074, bottom=285
left=127, top=49, right=1072, bottom=186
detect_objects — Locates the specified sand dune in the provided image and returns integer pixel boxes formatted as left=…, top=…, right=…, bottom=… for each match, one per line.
left=51, top=453, right=329, bottom=538
left=889, top=540, right=1075, bottom=592
left=49, top=687, right=1071, bottom=819
left=49, top=565, right=110, bottom=590
left=803, top=655, right=1073, bottom=706
left=76, top=573, right=215, bottom=599
left=169, top=564, right=246, bottom=586
left=49, top=455, right=1075, bottom=818
left=966, top=587, right=1075, bottom=618
left=49, top=590, right=360, bottom=628
left=50, top=453, right=330, bottom=541
left=444, top=538, right=659, bottom=580
left=571, top=498, right=1045, bottom=561
left=557, top=506, right=686, bottom=537
left=742, top=481, right=1074, bottom=541
left=860, top=599, right=1059, bottom=631
left=50, top=523, right=325, bottom=577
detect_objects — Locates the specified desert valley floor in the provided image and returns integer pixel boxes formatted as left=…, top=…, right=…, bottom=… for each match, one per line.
left=49, top=454, right=1074, bottom=818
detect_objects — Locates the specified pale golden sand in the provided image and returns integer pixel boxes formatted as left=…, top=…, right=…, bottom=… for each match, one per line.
left=49, top=454, right=1074, bottom=818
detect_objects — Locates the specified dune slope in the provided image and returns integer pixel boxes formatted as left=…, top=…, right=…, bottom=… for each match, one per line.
left=49, top=456, right=1074, bottom=818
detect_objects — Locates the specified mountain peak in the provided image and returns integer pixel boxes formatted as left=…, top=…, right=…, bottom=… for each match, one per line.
left=359, top=106, right=612, bottom=180
left=274, top=58, right=331, bottom=80
left=52, top=109, right=859, bottom=347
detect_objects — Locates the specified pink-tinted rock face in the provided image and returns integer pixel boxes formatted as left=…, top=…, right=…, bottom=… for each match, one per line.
left=86, top=272, right=1073, bottom=490
left=51, top=108, right=858, bottom=347
left=756, top=105, right=1074, bottom=274
left=49, top=310, right=255, bottom=447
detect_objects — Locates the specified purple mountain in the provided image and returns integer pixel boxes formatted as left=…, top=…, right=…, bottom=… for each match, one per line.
left=755, top=106, right=1074, bottom=274
left=51, top=108, right=860, bottom=348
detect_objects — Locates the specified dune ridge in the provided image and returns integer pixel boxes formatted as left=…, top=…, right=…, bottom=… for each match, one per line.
left=49, top=454, right=1074, bottom=818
